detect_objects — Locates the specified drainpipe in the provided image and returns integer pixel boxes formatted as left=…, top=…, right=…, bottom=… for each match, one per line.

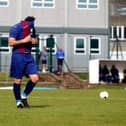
left=108, top=0, right=111, bottom=59
left=64, top=0, right=68, bottom=72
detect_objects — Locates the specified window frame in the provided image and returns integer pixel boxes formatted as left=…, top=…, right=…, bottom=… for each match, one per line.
left=0, top=35, right=11, bottom=54
left=89, top=37, right=101, bottom=55
left=110, top=26, right=126, bottom=40
left=38, top=35, right=57, bottom=55
left=0, top=0, right=9, bottom=7
left=31, top=0, right=55, bottom=8
left=76, top=0, right=99, bottom=10
left=74, top=37, right=86, bottom=55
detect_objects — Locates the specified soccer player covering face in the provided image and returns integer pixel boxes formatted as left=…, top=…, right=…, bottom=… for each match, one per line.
left=8, top=16, right=39, bottom=108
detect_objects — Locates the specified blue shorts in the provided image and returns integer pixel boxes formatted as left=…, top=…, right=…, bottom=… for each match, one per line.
left=10, top=53, right=38, bottom=79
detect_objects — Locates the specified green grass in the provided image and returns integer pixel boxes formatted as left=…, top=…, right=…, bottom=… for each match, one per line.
left=0, top=85, right=126, bottom=126
left=0, top=72, right=28, bottom=81
left=0, top=72, right=12, bottom=81
left=75, top=73, right=88, bottom=80
left=0, top=72, right=88, bottom=81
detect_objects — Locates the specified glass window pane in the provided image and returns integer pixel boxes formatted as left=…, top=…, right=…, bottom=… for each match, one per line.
left=113, top=27, right=117, bottom=38
left=33, top=3, right=42, bottom=7
left=89, top=0, right=97, bottom=3
left=76, top=39, right=84, bottom=48
left=33, top=0, right=42, bottom=2
left=77, top=0, right=98, bottom=9
left=124, top=27, right=126, bottom=38
left=90, top=39, right=98, bottom=48
left=90, top=50, right=99, bottom=53
left=0, top=37, right=8, bottom=47
left=0, top=2, right=7, bottom=5
left=32, top=0, right=54, bottom=8
left=118, top=27, right=121, bottom=38
left=76, top=50, right=84, bottom=53
left=33, top=0, right=42, bottom=1
left=74, top=37, right=85, bottom=54
left=45, top=0, right=53, bottom=2
left=78, top=4, right=87, bottom=8
left=0, top=48, right=9, bottom=51
left=79, top=0, right=87, bottom=2
left=0, top=0, right=8, bottom=7
left=44, top=3, right=53, bottom=7
left=88, top=5, right=97, bottom=8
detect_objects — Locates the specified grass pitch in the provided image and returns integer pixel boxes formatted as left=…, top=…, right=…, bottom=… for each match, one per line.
left=0, top=85, right=126, bottom=126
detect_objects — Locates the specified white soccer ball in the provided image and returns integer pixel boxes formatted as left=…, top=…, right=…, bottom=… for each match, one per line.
left=99, top=91, right=109, bottom=99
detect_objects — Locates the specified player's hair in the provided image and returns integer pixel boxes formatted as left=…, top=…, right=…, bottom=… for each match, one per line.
left=24, top=16, right=35, bottom=21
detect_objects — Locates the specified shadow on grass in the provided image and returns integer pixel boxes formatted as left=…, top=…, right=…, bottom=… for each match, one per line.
left=30, top=105, right=50, bottom=108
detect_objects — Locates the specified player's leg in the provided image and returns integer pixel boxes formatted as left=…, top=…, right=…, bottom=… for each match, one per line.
left=22, top=74, right=39, bottom=97
left=59, top=59, right=63, bottom=73
left=13, top=79, right=24, bottom=108
left=21, top=57, right=39, bottom=108
left=21, top=74, right=39, bottom=108
left=58, top=59, right=63, bottom=74
left=10, top=53, right=24, bottom=108
left=57, top=59, right=60, bottom=73
left=42, top=60, right=47, bottom=73
left=42, top=60, right=46, bottom=73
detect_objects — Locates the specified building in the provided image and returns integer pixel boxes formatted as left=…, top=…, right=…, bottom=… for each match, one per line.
left=110, top=0, right=126, bottom=60
left=0, top=0, right=109, bottom=72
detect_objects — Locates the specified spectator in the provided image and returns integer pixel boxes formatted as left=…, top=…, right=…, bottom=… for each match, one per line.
left=122, top=69, right=126, bottom=83
left=102, top=65, right=111, bottom=83
left=40, top=46, right=48, bottom=73
left=56, top=48, right=65, bottom=74
left=99, top=64, right=103, bottom=82
left=110, top=65, right=120, bottom=83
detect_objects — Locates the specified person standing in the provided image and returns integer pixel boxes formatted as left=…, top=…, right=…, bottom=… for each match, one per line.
left=8, top=16, right=39, bottom=108
left=56, top=48, right=65, bottom=74
left=110, top=65, right=120, bottom=83
left=40, top=46, right=48, bottom=73
left=102, top=65, right=111, bottom=83
left=99, top=64, right=103, bottom=82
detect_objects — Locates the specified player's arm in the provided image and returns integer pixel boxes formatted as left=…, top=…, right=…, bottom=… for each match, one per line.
left=30, top=27, right=37, bottom=45
left=9, top=35, right=32, bottom=47
left=31, top=37, right=37, bottom=44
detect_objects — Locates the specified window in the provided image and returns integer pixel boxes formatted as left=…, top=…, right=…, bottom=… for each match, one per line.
left=38, top=35, right=57, bottom=54
left=0, top=37, right=10, bottom=52
left=74, top=37, right=86, bottom=55
left=113, top=26, right=117, bottom=39
left=76, top=0, right=98, bottom=9
left=111, top=26, right=126, bottom=40
left=0, top=0, right=9, bottom=7
left=124, top=27, right=126, bottom=38
left=90, top=37, right=100, bottom=54
left=31, top=35, right=56, bottom=54
left=31, top=0, right=55, bottom=8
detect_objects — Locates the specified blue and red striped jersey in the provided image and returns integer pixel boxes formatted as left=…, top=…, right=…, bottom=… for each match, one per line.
left=9, top=20, right=34, bottom=53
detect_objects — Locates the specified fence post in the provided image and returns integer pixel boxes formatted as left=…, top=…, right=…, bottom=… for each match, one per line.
left=47, top=35, right=54, bottom=72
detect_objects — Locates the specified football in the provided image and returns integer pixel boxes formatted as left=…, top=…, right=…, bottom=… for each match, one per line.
left=99, top=91, right=109, bottom=99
